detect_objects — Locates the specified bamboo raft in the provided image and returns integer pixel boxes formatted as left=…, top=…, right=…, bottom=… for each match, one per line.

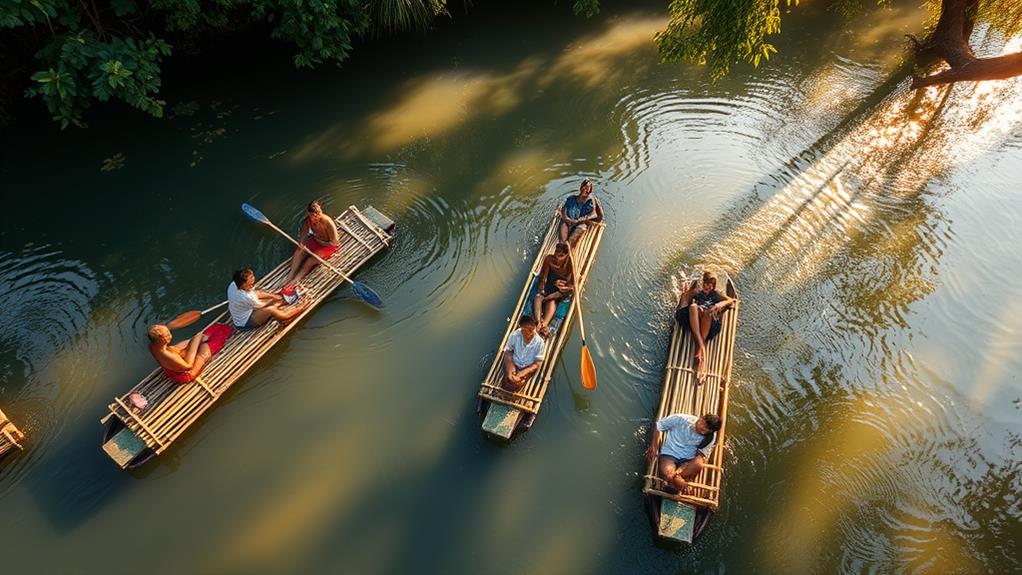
left=0, top=407, right=25, bottom=460
left=642, top=273, right=739, bottom=544
left=477, top=211, right=604, bottom=440
left=100, top=206, right=395, bottom=469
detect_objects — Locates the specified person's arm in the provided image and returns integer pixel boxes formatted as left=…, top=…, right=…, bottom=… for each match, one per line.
left=677, top=279, right=697, bottom=308
left=324, top=218, right=340, bottom=245
left=593, top=196, right=605, bottom=223
left=645, top=425, right=662, bottom=461
left=255, top=290, right=284, bottom=304
left=157, top=347, right=193, bottom=371
left=710, top=291, right=734, bottom=318
left=517, top=358, right=542, bottom=381
left=502, top=350, right=518, bottom=382
left=559, top=200, right=576, bottom=225
left=537, top=257, right=551, bottom=296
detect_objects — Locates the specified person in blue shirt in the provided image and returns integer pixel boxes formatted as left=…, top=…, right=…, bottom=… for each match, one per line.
left=558, top=179, right=604, bottom=247
left=645, top=413, right=721, bottom=493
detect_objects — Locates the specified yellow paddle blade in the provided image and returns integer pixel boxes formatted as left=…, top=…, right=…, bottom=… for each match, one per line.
left=581, top=344, right=597, bottom=390
left=166, top=310, right=201, bottom=330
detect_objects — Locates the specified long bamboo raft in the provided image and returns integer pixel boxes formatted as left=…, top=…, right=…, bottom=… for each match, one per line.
left=0, top=407, right=25, bottom=460
left=100, top=206, right=395, bottom=469
left=642, top=273, right=739, bottom=544
left=477, top=211, right=604, bottom=440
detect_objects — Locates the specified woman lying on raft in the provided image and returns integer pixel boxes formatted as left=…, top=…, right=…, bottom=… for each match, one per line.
left=675, top=271, right=734, bottom=384
left=533, top=242, right=575, bottom=338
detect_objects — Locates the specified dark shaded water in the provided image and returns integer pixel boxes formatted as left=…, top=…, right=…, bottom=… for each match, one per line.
left=1, top=2, right=1020, bottom=573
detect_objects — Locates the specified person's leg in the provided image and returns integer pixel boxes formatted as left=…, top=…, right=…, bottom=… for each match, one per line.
left=567, top=223, right=587, bottom=247
left=541, top=299, right=558, bottom=332
left=266, top=304, right=305, bottom=324
left=291, top=257, right=320, bottom=286
left=676, top=457, right=704, bottom=481
left=696, top=309, right=713, bottom=382
left=658, top=455, right=678, bottom=487
left=247, top=308, right=274, bottom=327
left=284, top=249, right=307, bottom=286
left=533, top=294, right=546, bottom=333
left=558, top=222, right=570, bottom=243
left=184, top=343, right=211, bottom=381
left=688, top=303, right=706, bottom=374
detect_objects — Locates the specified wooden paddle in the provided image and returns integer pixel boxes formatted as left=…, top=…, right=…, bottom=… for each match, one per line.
left=241, top=203, right=384, bottom=309
left=166, top=301, right=228, bottom=330
left=567, top=245, right=597, bottom=390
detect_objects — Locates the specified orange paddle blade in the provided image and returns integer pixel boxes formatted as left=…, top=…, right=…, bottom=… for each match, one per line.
left=581, top=344, right=597, bottom=390
left=166, top=310, right=202, bottom=330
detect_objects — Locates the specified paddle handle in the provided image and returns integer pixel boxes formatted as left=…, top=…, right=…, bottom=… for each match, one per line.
left=263, top=220, right=356, bottom=285
left=201, top=301, right=228, bottom=315
left=567, top=247, right=587, bottom=342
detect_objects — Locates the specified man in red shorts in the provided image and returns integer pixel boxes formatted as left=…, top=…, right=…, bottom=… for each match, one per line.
left=283, top=200, right=341, bottom=289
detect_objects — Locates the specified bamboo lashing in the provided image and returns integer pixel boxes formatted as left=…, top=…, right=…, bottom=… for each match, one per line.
left=101, top=207, right=391, bottom=467
left=0, top=407, right=25, bottom=457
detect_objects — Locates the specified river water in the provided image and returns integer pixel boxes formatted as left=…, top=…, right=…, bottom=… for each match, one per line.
left=1, top=1, right=1020, bottom=573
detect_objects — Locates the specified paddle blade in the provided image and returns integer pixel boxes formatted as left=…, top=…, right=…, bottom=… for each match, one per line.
left=581, top=343, right=597, bottom=390
left=241, top=203, right=270, bottom=224
left=166, top=310, right=202, bottom=330
left=351, top=280, right=384, bottom=309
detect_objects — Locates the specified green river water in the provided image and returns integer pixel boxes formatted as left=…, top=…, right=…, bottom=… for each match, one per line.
left=1, top=1, right=1020, bottom=573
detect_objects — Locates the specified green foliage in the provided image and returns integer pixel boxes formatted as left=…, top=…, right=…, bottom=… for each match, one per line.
left=573, top=0, right=600, bottom=19
left=3, top=0, right=378, bottom=126
left=366, top=0, right=447, bottom=35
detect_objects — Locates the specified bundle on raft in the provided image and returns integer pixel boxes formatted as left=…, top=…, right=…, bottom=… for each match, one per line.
left=476, top=211, right=604, bottom=440
left=0, top=407, right=25, bottom=460
left=643, top=273, right=739, bottom=544
left=101, top=206, right=395, bottom=469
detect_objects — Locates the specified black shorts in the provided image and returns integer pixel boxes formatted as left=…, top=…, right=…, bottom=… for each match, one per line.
left=675, top=306, right=721, bottom=342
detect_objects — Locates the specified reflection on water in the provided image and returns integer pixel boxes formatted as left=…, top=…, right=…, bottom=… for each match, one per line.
left=0, top=1, right=1021, bottom=573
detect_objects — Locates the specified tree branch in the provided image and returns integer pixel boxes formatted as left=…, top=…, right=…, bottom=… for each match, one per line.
left=910, top=0, right=1022, bottom=89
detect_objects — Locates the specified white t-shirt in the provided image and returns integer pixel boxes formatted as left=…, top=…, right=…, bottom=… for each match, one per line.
left=227, top=282, right=262, bottom=327
left=505, top=328, right=545, bottom=369
left=656, top=413, right=716, bottom=462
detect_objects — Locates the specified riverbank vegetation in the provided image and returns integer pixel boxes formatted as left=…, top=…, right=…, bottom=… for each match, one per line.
left=2, top=0, right=1020, bottom=128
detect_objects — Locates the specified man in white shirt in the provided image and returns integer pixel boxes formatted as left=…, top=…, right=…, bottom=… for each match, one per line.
left=228, top=268, right=304, bottom=329
left=645, top=413, right=721, bottom=492
left=502, top=315, right=546, bottom=392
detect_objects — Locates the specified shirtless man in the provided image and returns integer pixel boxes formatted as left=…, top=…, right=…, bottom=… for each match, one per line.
left=533, top=242, right=574, bottom=338
left=147, top=324, right=210, bottom=384
left=283, top=200, right=341, bottom=288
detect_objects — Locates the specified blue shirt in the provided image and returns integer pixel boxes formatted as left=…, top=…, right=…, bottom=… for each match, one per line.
left=656, top=414, right=716, bottom=461
left=563, top=194, right=595, bottom=221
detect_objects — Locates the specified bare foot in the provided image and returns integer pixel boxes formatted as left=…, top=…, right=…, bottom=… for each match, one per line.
left=539, top=324, right=551, bottom=338
left=279, top=305, right=307, bottom=326
left=693, top=351, right=705, bottom=385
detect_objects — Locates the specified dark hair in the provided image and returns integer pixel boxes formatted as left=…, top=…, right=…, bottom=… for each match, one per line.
left=233, top=268, right=254, bottom=288
left=554, top=242, right=569, bottom=254
left=307, top=200, right=321, bottom=213
left=519, top=315, right=538, bottom=327
left=579, top=179, right=592, bottom=192
left=702, top=271, right=717, bottom=286
left=702, top=414, right=722, bottom=432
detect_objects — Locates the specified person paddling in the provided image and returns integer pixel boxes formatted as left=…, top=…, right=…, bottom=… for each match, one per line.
left=283, top=200, right=341, bottom=289
left=229, top=268, right=304, bottom=329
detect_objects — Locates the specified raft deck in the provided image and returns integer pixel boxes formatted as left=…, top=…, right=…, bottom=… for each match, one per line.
left=0, top=407, right=25, bottom=459
left=477, top=212, right=604, bottom=440
left=101, top=206, right=394, bottom=469
left=643, top=274, right=739, bottom=543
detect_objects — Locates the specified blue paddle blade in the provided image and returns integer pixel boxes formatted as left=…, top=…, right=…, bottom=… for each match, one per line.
left=241, top=203, right=269, bottom=224
left=351, top=280, right=383, bottom=309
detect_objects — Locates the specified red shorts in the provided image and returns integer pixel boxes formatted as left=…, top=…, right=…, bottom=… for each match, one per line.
left=162, top=323, right=234, bottom=383
left=305, top=237, right=339, bottom=259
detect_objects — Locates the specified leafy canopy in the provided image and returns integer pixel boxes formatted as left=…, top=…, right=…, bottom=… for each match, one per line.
left=2, top=0, right=447, bottom=127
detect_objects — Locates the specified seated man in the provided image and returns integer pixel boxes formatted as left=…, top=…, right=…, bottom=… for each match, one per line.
left=559, top=179, right=604, bottom=247
left=283, top=200, right=341, bottom=288
left=533, top=242, right=574, bottom=338
left=501, top=315, right=546, bottom=392
left=675, top=271, right=734, bottom=383
left=228, top=268, right=304, bottom=329
left=645, top=413, right=721, bottom=493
